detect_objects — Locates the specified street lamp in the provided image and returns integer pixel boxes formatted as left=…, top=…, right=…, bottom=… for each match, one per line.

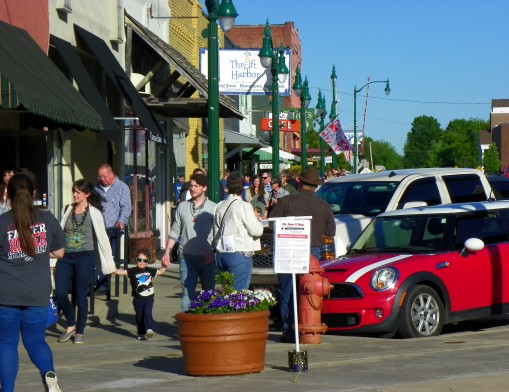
left=293, top=68, right=311, bottom=169
left=258, top=20, right=289, bottom=176
left=329, top=65, right=338, bottom=169
left=205, top=0, right=238, bottom=202
left=316, top=89, right=327, bottom=176
left=353, top=78, right=390, bottom=174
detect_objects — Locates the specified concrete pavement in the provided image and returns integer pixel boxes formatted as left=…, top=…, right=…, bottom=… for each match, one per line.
left=13, top=262, right=509, bottom=391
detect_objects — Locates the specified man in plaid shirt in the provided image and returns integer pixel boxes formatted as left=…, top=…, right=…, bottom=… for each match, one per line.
left=95, top=164, right=132, bottom=287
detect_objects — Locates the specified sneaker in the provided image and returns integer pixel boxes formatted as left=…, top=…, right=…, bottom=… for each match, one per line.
left=137, top=334, right=147, bottom=341
left=146, top=329, right=154, bottom=338
left=42, top=371, right=62, bottom=392
left=58, top=329, right=75, bottom=343
left=74, top=334, right=85, bottom=344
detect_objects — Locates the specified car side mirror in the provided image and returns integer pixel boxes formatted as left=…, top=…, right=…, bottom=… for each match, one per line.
left=460, top=238, right=485, bottom=257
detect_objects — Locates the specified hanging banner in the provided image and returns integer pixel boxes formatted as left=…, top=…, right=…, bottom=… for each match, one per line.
left=320, top=118, right=353, bottom=155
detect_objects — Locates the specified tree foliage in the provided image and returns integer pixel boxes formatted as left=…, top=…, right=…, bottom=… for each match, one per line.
left=363, top=137, right=403, bottom=170
left=403, top=116, right=442, bottom=168
left=428, top=118, right=489, bottom=168
left=483, top=143, right=501, bottom=174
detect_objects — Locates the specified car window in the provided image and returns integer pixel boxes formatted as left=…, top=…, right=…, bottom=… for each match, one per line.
left=454, top=212, right=508, bottom=249
left=488, top=178, right=509, bottom=200
left=397, top=178, right=441, bottom=209
left=316, top=181, right=399, bottom=215
left=350, top=215, right=450, bottom=254
left=443, top=174, right=488, bottom=203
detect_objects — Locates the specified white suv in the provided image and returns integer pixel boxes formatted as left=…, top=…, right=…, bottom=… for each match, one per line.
left=315, top=168, right=494, bottom=257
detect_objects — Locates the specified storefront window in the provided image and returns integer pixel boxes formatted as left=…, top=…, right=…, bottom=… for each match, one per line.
left=124, top=120, right=156, bottom=234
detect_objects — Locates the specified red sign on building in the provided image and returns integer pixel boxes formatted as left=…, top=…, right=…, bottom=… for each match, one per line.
left=260, top=118, right=301, bottom=132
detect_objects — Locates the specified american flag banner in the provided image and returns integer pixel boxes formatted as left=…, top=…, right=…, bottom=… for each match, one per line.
left=320, top=118, right=353, bottom=155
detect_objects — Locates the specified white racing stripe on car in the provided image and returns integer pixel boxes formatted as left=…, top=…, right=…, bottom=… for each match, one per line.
left=345, top=254, right=413, bottom=283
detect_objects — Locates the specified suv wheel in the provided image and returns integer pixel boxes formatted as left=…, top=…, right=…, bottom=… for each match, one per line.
left=398, top=285, right=444, bottom=338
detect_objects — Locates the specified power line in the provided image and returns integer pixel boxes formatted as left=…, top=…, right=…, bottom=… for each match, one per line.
left=311, top=86, right=490, bottom=105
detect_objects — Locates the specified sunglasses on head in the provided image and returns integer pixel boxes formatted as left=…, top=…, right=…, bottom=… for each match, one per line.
left=135, top=258, right=149, bottom=263
left=262, top=177, right=268, bottom=179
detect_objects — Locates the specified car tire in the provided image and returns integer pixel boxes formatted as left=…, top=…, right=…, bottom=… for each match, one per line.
left=398, top=285, right=444, bottom=338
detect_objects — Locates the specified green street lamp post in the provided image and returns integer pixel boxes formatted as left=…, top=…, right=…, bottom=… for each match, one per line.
left=205, top=0, right=238, bottom=202
left=353, top=78, right=390, bottom=174
left=329, top=65, right=338, bottom=169
left=316, top=89, right=327, bottom=176
left=293, top=68, right=311, bottom=169
left=258, top=21, right=289, bottom=176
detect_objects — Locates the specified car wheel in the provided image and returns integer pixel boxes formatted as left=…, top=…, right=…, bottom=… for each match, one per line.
left=398, top=285, right=444, bottom=338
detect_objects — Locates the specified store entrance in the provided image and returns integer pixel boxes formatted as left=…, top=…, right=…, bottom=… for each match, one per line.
left=0, top=130, right=48, bottom=200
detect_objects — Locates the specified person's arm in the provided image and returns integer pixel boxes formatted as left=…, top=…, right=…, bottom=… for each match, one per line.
left=115, top=268, right=128, bottom=276
left=161, top=205, right=182, bottom=266
left=116, top=182, right=132, bottom=229
left=326, top=211, right=336, bottom=237
left=50, top=248, right=65, bottom=259
left=242, top=203, right=264, bottom=237
left=156, top=266, right=167, bottom=276
left=161, top=238, right=177, bottom=267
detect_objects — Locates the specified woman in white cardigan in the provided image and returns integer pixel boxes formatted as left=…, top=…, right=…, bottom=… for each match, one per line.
left=55, top=179, right=115, bottom=344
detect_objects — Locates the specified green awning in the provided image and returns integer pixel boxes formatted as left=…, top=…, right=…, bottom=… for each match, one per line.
left=0, top=21, right=102, bottom=130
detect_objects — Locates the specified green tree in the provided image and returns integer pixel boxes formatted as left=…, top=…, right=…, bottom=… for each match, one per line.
left=364, top=137, right=403, bottom=170
left=483, top=143, right=501, bottom=174
left=429, top=118, right=488, bottom=168
left=403, top=116, right=442, bottom=168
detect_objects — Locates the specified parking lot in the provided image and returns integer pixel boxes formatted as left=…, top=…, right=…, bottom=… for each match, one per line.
left=14, top=266, right=509, bottom=392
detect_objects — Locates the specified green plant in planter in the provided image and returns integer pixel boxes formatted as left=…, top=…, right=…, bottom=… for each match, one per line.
left=187, top=272, right=276, bottom=315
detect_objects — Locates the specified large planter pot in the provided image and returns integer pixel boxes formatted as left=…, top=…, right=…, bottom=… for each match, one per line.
left=176, top=310, right=270, bottom=376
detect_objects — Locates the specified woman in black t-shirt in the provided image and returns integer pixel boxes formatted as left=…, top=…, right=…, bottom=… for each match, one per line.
left=0, top=174, right=65, bottom=391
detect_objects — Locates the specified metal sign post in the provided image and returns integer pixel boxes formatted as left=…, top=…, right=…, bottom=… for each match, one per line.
left=269, top=216, right=312, bottom=372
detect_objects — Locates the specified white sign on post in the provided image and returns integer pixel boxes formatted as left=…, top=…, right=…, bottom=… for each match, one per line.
left=273, top=217, right=311, bottom=274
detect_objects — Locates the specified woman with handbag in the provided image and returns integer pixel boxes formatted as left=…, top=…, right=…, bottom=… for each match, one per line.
left=213, top=172, right=264, bottom=291
left=0, top=173, right=65, bottom=392
left=55, top=180, right=116, bottom=345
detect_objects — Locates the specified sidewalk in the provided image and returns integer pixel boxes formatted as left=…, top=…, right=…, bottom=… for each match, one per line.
left=13, top=262, right=509, bottom=392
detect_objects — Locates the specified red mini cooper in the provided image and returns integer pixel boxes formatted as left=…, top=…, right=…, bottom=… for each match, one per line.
left=320, top=201, right=509, bottom=338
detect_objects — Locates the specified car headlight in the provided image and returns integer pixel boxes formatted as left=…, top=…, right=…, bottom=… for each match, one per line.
left=370, top=267, right=399, bottom=291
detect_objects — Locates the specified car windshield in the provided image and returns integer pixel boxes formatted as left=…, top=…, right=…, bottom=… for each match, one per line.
left=316, top=181, right=399, bottom=216
left=349, top=214, right=450, bottom=254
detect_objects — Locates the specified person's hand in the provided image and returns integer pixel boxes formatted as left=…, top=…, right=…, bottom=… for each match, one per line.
left=161, top=253, right=170, bottom=267
left=115, top=222, right=125, bottom=230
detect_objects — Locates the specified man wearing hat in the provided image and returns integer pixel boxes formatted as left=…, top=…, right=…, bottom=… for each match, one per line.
left=269, top=165, right=335, bottom=343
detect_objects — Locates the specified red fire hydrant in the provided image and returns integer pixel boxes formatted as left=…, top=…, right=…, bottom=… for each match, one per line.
left=297, top=255, right=333, bottom=344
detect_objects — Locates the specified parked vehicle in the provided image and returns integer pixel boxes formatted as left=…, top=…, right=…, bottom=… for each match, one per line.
left=320, top=201, right=509, bottom=338
left=487, top=175, right=509, bottom=199
left=315, top=168, right=494, bottom=257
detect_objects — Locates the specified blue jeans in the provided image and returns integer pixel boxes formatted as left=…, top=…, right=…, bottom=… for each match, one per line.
left=215, top=252, right=253, bottom=291
left=278, top=247, right=322, bottom=336
left=55, top=251, right=95, bottom=334
left=0, top=305, right=55, bottom=392
left=179, top=253, right=216, bottom=312
left=132, top=298, right=154, bottom=335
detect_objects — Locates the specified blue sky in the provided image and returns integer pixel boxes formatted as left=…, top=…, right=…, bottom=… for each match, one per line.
left=205, top=0, right=509, bottom=154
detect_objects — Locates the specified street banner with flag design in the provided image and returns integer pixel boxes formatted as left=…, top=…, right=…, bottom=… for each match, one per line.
left=320, top=118, right=353, bottom=160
